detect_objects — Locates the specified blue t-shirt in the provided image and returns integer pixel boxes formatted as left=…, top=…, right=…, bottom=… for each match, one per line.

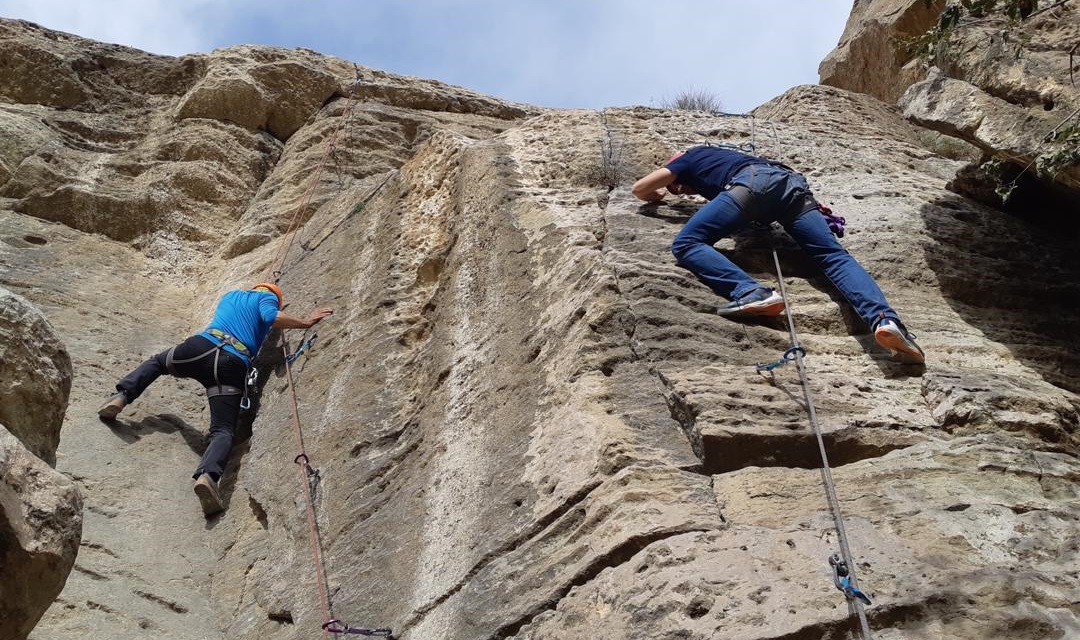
left=199, top=290, right=279, bottom=364
left=665, top=146, right=763, bottom=200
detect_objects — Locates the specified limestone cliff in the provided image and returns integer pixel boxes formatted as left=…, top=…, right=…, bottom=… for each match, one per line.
left=1, top=13, right=1078, bottom=640
left=0, top=287, right=81, bottom=640
left=821, top=0, right=1080, bottom=216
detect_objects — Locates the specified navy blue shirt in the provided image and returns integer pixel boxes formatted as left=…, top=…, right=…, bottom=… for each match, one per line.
left=665, top=146, right=762, bottom=200
left=199, top=290, right=279, bottom=364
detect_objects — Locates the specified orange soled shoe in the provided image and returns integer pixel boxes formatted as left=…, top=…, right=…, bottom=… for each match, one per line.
left=874, top=319, right=925, bottom=364
left=716, top=288, right=785, bottom=318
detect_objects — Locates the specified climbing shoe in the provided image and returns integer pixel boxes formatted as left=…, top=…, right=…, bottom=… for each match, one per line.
left=716, top=288, right=785, bottom=317
left=874, top=319, right=925, bottom=364
left=193, top=474, right=225, bottom=517
left=97, top=392, right=127, bottom=420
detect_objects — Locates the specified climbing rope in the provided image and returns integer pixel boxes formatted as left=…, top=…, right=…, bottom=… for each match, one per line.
left=766, top=236, right=874, bottom=640
left=717, top=112, right=874, bottom=636
left=266, top=64, right=364, bottom=283
left=255, top=65, right=392, bottom=639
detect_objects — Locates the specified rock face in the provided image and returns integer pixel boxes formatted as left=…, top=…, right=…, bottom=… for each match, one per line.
left=818, top=0, right=944, bottom=103
left=0, top=287, right=72, bottom=464
left=0, top=15, right=1078, bottom=640
left=0, top=428, right=83, bottom=640
left=823, top=1, right=1080, bottom=204
left=0, top=287, right=81, bottom=640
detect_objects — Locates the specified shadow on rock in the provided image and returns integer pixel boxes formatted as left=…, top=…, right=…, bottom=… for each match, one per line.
left=102, top=412, right=208, bottom=455
left=918, top=193, right=1080, bottom=393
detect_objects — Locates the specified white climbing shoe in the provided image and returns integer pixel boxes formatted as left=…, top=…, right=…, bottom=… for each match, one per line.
left=874, top=319, right=925, bottom=365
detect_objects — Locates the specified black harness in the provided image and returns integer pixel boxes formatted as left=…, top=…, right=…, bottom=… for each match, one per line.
left=166, top=330, right=257, bottom=408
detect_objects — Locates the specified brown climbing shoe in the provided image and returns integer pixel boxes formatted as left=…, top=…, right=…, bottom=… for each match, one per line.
left=193, top=474, right=225, bottom=517
left=97, top=392, right=127, bottom=420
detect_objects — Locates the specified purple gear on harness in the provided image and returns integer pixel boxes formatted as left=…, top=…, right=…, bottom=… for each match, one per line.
left=817, top=203, right=846, bottom=238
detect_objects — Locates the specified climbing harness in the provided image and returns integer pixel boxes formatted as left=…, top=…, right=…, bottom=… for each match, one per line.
left=207, top=327, right=253, bottom=358
left=286, top=333, right=318, bottom=365
left=761, top=232, right=875, bottom=640
left=165, top=331, right=255, bottom=408
left=322, top=620, right=394, bottom=637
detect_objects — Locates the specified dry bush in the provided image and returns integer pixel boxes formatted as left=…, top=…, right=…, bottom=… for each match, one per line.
left=661, top=87, right=725, bottom=114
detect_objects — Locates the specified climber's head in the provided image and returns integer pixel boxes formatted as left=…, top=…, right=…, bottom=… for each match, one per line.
left=252, top=282, right=284, bottom=309
left=664, top=152, right=693, bottom=195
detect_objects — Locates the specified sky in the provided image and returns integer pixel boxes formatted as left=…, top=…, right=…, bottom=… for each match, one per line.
left=0, top=1, right=854, bottom=113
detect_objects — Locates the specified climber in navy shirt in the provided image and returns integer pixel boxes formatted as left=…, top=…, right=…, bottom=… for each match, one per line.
left=633, top=146, right=924, bottom=364
left=98, top=283, right=332, bottom=516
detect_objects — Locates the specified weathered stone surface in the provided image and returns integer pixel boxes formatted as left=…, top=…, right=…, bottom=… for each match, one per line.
left=0, top=286, right=72, bottom=465
left=819, top=0, right=943, bottom=103
left=0, top=15, right=1078, bottom=640
left=175, top=46, right=342, bottom=141
left=0, top=427, right=83, bottom=640
left=900, top=66, right=1080, bottom=190
left=923, top=368, right=1080, bottom=444
left=824, top=1, right=1080, bottom=204
left=0, top=19, right=202, bottom=110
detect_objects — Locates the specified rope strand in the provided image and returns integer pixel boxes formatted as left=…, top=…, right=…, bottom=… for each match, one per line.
left=770, top=243, right=874, bottom=640
left=267, top=65, right=364, bottom=281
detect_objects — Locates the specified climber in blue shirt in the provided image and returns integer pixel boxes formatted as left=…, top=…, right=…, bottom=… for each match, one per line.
left=98, top=283, right=332, bottom=516
left=633, top=146, right=924, bottom=364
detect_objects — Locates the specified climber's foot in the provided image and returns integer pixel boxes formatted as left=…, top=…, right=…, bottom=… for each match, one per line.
left=874, top=319, right=925, bottom=365
left=717, top=288, right=785, bottom=318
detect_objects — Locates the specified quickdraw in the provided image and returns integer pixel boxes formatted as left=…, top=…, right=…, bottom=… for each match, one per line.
left=287, top=333, right=318, bottom=364
left=322, top=620, right=393, bottom=637
left=830, top=554, right=872, bottom=606
left=755, top=345, right=806, bottom=373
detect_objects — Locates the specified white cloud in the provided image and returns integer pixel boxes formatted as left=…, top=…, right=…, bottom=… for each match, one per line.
left=2, top=0, right=216, bottom=55
left=0, top=0, right=855, bottom=111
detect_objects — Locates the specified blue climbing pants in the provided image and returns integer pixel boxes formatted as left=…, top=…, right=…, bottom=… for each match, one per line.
left=671, top=163, right=899, bottom=329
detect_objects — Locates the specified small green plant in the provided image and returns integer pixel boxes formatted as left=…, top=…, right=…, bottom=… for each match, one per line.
left=980, top=156, right=1019, bottom=201
left=660, top=87, right=725, bottom=115
left=898, top=0, right=1040, bottom=62
left=1036, top=122, right=1080, bottom=178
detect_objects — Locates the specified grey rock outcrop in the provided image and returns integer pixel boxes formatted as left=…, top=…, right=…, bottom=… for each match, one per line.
left=0, top=287, right=80, bottom=640
left=823, top=1, right=1080, bottom=204
left=0, top=14, right=1077, bottom=640
left=0, top=286, right=72, bottom=464
left=818, top=0, right=943, bottom=103
left=0, top=428, right=83, bottom=640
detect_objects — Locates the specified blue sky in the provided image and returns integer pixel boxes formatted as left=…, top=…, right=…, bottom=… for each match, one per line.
left=1, top=1, right=854, bottom=113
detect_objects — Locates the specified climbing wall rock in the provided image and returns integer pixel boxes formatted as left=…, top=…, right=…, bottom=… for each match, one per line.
left=0, top=287, right=81, bottom=640
left=0, top=286, right=72, bottom=464
left=1, top=14, right=1077, bottom=640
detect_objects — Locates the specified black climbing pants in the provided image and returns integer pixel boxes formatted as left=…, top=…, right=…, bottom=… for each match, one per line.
left=115, top=335, right=247, bottom=481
